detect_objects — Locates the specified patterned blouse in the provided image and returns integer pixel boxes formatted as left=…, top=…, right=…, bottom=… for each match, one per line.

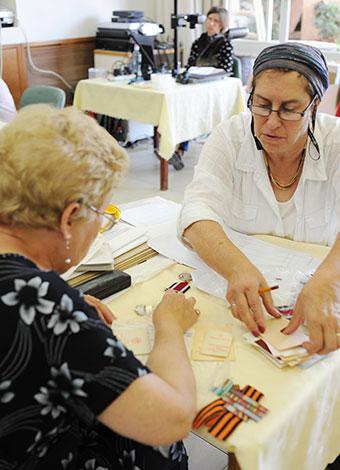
left=0, top=254, right=188, bottom=470
left=187, top=32, right=234, bottom=74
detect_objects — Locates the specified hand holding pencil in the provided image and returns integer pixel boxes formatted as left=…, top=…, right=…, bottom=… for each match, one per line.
left=258, top=285, right=279, bottom=295
left=226, top=257, right=281, bottom=336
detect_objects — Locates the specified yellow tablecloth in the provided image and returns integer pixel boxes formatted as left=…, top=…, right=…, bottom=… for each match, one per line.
left=73, top=77, right=246, bottom=160
left=107, top=237, right=340, bottom=470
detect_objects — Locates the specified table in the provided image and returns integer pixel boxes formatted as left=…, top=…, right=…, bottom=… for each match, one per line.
left=73, top=77, right=246, bottom=190
left=106, top=236, right=340, bottom=470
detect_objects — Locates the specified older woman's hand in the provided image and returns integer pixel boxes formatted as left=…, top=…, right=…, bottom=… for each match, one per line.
left=84, top=294, right=116, bottom=326
left=152, top=290, right=198, bottom=333
left=226, top=258, right=281, bottom=336
left=283, top=274, right=340, bottom=354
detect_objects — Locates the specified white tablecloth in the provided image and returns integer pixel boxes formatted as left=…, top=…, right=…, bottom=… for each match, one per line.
left=107, top=236, right=340, bottom=470
left=73, top=77, right=246, bottom=160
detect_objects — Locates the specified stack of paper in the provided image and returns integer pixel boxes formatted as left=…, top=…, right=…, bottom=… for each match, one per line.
left=244, top=318, right=316, bottom=368
left=188, top=66, right=227, bottom=81
left=64, top=219, right=158, bottom=287
left=67, top=243, right=158, bottom=289
left=62, top=236, right=114, bottom=282
left=76, top=240, right=113, bottom=272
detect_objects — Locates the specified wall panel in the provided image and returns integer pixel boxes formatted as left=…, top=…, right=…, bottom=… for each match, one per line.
left=3, top=37, right=95, bottom=107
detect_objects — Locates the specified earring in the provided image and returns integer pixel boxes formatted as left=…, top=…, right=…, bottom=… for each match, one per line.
left=65, top=236, right=71, bottom=265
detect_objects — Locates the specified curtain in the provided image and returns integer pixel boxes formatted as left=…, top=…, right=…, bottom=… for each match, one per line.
left=154, top=0, right=227, bottom=66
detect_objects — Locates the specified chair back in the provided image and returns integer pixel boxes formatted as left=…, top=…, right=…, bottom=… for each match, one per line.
left=19, top=85, right=66, bottom=109
left=232, top=55, right=242, bottom=80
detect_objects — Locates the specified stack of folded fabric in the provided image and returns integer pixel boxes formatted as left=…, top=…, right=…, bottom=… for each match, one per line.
left=244, top=318, right=322, bottom=368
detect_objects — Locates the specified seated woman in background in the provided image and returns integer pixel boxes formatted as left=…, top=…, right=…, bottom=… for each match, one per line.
left=169, top=6, right=233, bottom=170
left=179, top=42, right=340, bottom=355
left=0, top=105, right=198, bottom=469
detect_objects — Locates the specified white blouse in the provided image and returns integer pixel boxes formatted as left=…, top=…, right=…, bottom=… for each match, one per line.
left=179, top=112, right=340, bottom=246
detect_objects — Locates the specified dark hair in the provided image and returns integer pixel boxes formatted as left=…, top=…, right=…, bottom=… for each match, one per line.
left=207, top=6, right=229, bottom=32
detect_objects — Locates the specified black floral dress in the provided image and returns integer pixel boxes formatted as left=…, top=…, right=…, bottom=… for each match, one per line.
left=0, top=254, right=188, bottom=470
left=187, top=32, right=233, bottom=74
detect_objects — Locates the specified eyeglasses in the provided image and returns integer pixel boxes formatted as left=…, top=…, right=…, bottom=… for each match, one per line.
left=86, top=203, right=121, bottom=233
left=248, top=95, right=317, bottom=121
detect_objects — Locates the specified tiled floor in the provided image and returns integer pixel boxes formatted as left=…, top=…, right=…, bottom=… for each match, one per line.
left=113, top=137, right=203, bottom=205
left=117, top=137, right=230, bottom=470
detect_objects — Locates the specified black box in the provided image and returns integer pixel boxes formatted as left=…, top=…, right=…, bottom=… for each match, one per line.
left=77, top=270, right=131, bottom=299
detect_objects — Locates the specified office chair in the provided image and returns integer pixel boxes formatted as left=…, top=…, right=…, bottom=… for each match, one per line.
left=19, top=85, right=66, bottom=109
left=225, top=28, right=248, bottom=81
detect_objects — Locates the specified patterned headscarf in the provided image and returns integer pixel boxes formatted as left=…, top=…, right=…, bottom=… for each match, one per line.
left=252, top=42, right=329, bottom=98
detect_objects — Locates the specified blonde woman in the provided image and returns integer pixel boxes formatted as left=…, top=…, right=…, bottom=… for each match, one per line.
left=0, top=105, right=198, bottom=469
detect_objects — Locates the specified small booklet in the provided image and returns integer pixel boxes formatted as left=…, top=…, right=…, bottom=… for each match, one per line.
left=192, top=323, right=234, bottom=361
left=114, top=323, right=153, bottom=356
left=200, top=329, right=233, bottom=358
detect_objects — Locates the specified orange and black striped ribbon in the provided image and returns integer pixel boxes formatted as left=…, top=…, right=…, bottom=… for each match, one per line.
left=193, top=385, right=264, bottom=441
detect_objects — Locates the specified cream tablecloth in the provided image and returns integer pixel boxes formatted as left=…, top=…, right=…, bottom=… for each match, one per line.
left=107, top=237, right=340, bottom=470
left=73, top=77, right=246, bottom=160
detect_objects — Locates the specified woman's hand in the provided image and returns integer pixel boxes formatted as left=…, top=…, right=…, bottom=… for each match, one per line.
left=84, top=294, right=116, bottom=326
left=226, top=258, right=281, bottom=336
left=152, top=290, right=199, bottom=333
left=283, top=273, right=340, bottom=354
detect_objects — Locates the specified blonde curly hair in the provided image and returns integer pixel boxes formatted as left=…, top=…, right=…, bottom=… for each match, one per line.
left=0, top=104, right=128, bottom=229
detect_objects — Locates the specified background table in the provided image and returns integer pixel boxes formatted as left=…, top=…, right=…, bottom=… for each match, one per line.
left=73, top=77, right=245, bottom=190
left=106, top=236, right=340, bottom=470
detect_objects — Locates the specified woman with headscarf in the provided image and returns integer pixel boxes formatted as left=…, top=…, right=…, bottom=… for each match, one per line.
left=169, top=6, right=233, bottom=170
left=0, top=105, right=198, bottom=469
left=178, top=42, right=340, bottom=355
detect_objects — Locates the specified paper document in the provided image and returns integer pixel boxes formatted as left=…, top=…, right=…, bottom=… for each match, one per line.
left=261, top=318, right=308, bottom=351
left=75, top=241, right=113, bottom=272
left=200, top=329, right=233, bottom=357
left=191, top=323, right=235, bottom=361
left=148, top=222, right=209, bottom=271
left=103, top=223, right=147, bottom=257
left=120, top=196, right=181, bottom=227
left=114, top=324, right=152, bottom=355
left=148, top=222, right=321, bottom=303
left=188, top=66, right=225, bottom=76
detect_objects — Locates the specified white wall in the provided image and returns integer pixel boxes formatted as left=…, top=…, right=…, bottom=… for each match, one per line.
left=125, top=0, right=156, bottom=20
left=2, top=0, right=156, bottom=44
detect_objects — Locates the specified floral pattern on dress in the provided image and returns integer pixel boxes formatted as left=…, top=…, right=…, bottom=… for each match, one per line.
left=170, top=442, right=187, bottom=462
left=48, top=362, right=87, bottom=400
left=61, top=452, right=73, bottom=469
left=104, top=337, right=127, bottom=359
left=47, top=293, right=87, bottom=335
left=118, top=449, right=141, bottom=470
left=0, top=380, right=14, bottom=403
left=81, top=458, right=109, bottom=470
left=26, top=427, right=59, bottom=458
left=1, top=276, right=54, bottom=325
left=0, top=255, right=187, bottom=470
left=34, top=385, right=67, bottom=419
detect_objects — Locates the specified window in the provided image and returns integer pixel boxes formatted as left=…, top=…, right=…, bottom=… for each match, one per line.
left=227, top=0, right=340, bottom=46
left=227, top=0, right=277, bottom=41
left=289, top=0, right=340, bottom=46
